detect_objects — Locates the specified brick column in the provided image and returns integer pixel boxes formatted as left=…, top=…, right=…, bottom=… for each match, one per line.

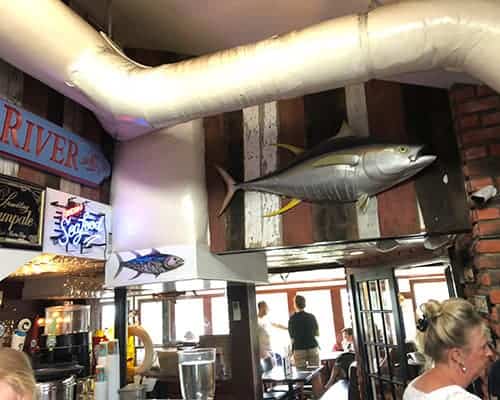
left=450, top=84, right=500, bottom=339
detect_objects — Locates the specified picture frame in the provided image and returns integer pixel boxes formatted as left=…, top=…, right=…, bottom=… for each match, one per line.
left=0, top=174, right=44, bottom=249
left=473, top=294, right=490, bottom=315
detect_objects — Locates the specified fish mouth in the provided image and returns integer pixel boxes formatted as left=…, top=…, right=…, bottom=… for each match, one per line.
left=409, top=147, right=436, bottom=168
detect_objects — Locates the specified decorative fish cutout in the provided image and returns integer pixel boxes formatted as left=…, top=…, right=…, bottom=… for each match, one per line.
left=113, top=249, right=184, bottom=280
left=216, top=124, right=436, bottom=216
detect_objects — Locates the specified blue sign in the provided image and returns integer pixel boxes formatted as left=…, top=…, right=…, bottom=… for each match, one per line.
left=0, top=98, right=111, bottom=186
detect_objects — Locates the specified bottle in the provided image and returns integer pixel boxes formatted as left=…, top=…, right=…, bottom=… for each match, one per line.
left=283, top=346, right=292, bottom=376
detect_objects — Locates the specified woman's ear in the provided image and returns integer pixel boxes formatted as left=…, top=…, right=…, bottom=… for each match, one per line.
left=448, top=347, right=466, bottom=369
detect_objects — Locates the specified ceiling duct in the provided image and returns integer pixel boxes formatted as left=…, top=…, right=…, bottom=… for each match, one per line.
left=0, top=0, right=498, bottom=140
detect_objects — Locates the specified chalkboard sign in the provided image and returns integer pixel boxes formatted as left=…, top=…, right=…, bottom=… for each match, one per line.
left=0, top=175, right=44, bottom=248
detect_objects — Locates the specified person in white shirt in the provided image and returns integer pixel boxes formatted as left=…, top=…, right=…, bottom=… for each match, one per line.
left=257, top=301, right=287, bottom=362
left=403, top=298, right=494, bottom=400
left=341, top=327, right=354, bottom=352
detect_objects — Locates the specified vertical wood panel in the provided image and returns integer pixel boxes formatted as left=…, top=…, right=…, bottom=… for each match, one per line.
left=402, top=85, right=470, bottom=233
left=278, top=98, right=314, bottom=246
left=261, top=102, right=282, bottom=247
left=304, top=89, right=359, bottom=242
left=346, top=83, right=381, bottom=239
left=243, top=105, right=261, bottom=248
left=243, top=104, right=281, bottom=248
left=365, top=80, right=420, bottom=237
left=224, top=111, right=245, bottom=251
left=0, top=60, right=22, bottom=177
left=20, top=75, right=60, bottom=188
left=205, top=115, right=227, bottom=253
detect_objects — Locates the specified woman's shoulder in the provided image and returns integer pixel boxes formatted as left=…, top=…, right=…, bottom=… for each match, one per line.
left=404, top=380, right=481, bottom=400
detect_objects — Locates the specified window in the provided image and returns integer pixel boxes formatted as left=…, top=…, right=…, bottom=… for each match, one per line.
left=256, top=292, right=290, bottom=353
left=211, top=296, right=229, bottom=335
left=412, top=280, right=449, bottom=313
left=175, top=298, right=204, bottom=341
left=140, top=301, right=163, bottom=345
left=296, top=290, right=335, bottom=352
left=101, top=303, right=115, bottom=332
left=340, top=288, right=352, bottom=329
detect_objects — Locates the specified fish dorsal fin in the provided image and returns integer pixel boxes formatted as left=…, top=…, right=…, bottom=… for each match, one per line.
left=312, top=154, right=360, bottom=168
left=150, top=248, right=162, bottom=255
left=273, top=143, right=304, bottom=156
left=131, top=250, right=142, bottom=258
left=335, top=121, right=355, bottom=138
left=264, top=198, right=302, bottom=217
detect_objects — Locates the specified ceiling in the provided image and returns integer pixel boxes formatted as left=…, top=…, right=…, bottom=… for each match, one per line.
left=72, top=0, right=374, bottom=55
left=70, top=0, right=478, bottom=88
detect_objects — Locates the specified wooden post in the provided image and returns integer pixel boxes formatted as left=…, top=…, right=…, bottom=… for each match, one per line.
left=114, top=287, right=128, bottom=388
left=227, top=282, right=262, bottom=400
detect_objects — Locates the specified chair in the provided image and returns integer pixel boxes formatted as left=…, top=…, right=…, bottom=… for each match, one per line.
left=335, top=352, right=356, bottom=379
left=347, top=362, right=359, bottom=400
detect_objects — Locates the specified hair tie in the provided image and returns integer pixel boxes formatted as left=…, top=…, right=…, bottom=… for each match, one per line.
left=416, top=315, right=429, bottom=332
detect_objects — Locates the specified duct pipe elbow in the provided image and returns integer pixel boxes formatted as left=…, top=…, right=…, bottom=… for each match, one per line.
left=7, top=0, right=500, bottom=141
left=365, top=0, right=500, bottom=80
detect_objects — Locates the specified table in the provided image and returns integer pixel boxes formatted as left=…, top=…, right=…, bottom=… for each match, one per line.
left=262, top=365, right=324, bottom=392
left=320, top=351, right=345, bottom=362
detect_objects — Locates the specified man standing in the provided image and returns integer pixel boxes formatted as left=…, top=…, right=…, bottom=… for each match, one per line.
left=257, top=301, right=287, bottom=362
left=288, top=295, right=319, bottom=368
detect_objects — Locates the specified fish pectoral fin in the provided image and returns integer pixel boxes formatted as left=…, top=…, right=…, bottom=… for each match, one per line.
left=356, top=194, right=370, bottom=213
left=264, top=198, right=302, bottom=217
left=272, top=143, right=304, bottom=155
left=312, top=154, right=360, bottom=168
left=130, top=271, right=142, bottom=280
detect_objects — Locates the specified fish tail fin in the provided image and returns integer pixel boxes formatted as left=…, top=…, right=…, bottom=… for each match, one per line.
left=215, top=165, right=239, bottom=216
left=113, top=253, right=124, bottom=279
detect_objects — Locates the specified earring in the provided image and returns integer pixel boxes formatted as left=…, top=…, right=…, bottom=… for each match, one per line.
left=459, top=363, right=467, bottom=373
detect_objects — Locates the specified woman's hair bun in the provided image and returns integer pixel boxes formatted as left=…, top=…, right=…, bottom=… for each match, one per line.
left=420, top=299, right=442, bottom=319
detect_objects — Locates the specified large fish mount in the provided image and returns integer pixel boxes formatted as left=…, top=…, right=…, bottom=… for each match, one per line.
left=216, top=123, right=436, bottom=217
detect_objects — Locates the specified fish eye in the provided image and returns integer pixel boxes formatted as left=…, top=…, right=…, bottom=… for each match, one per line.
left=398, top=146, right=408, bottom=153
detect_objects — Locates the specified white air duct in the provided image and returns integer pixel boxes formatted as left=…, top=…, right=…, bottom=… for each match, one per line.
left=0, top=0, right=498, bottom=140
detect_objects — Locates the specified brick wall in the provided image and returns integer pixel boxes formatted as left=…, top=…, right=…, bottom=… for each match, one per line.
left=450, top=84, right=500, bottom=338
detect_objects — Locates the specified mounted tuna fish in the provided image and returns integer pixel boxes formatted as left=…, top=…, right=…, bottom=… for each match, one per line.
left=216, top=124, right=436, bottom=216
left=114, top=249, right=184, bottom=279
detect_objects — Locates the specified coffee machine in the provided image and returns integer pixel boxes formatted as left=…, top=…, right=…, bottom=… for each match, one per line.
left=31, top=304, right=91, bottom=382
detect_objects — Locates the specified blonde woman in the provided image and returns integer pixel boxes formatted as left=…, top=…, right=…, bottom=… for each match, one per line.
left=0, top=348, right=36, bottom=400
left=403, top=298, right=493, bottom=400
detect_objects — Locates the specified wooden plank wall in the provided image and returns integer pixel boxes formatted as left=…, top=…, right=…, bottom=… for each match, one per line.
left=0, top=59, right=113, bottom=203
left=206, top=80, right=470, bottom=252
left=402, top=84, right=470, bottom=233
left=365, top=80, right=421, bottom=236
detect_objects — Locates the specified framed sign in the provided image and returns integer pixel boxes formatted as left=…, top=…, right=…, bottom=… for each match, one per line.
left=43, top=188, right=112, bottom=260
left=0, top=98, right=111, bottom=186
left=0, top=175, right=44, bottom=248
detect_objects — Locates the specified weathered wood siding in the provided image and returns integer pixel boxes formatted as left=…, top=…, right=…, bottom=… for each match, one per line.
left=206, top=80, right=470, bottom=252
left=0, top=60, right=113, bottom=203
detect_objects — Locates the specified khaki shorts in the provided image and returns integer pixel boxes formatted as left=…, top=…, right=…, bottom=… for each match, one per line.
left=293, top=347, right=320, bottom=368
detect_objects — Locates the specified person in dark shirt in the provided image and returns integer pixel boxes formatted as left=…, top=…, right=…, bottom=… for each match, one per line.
left=288, top=295, right=320, bottom=368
